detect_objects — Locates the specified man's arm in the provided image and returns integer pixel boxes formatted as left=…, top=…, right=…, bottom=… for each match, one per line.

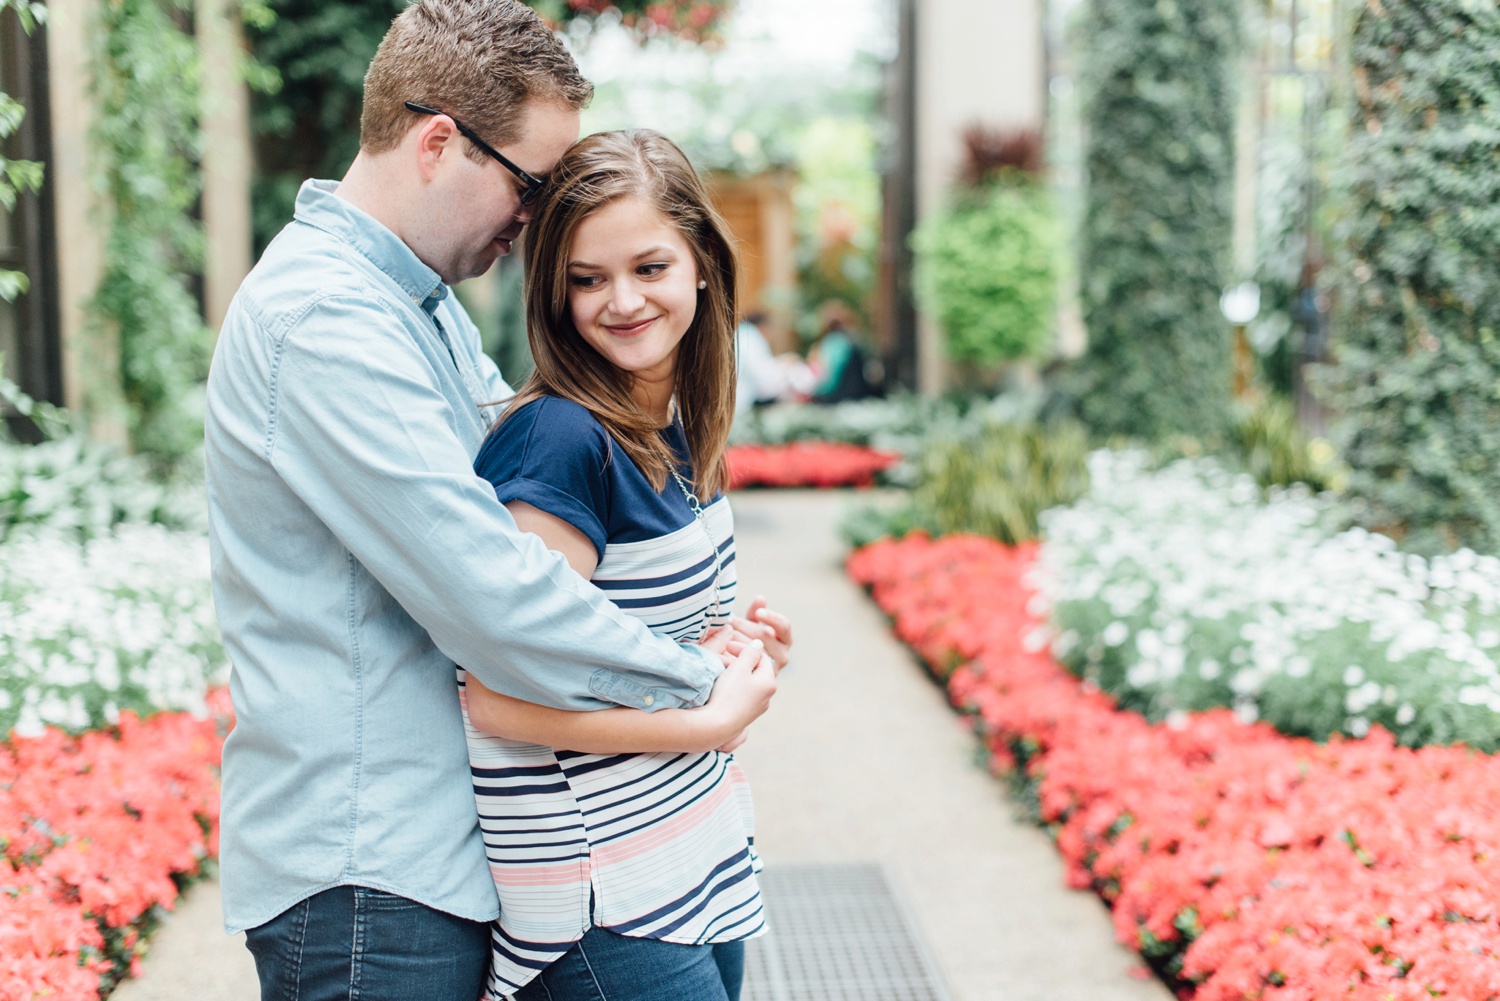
left=266, top=295, right=720, bottom=711
left=463, top=501, right=777, bottom=753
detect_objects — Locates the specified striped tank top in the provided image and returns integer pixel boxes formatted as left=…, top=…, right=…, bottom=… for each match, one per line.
left=464, top=397, right=764, bottom=998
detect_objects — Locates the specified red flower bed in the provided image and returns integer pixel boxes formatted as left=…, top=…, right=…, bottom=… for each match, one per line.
left=725, top=442, right=900, bottom=489
left=0, top=691, right=231, bottom=1000
left=848, top=534, right=1500, bottom=1001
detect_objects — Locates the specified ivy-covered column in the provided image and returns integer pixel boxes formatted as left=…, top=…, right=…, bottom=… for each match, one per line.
left=1075, top=0, right=1242, bottom=439
left=89, top=0, right=213, bottom=464
left=1330, top=1, right=1500, bottom=555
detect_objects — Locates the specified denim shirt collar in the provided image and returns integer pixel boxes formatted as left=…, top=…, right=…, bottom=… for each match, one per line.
left=293, top=179, right=449, bottom=316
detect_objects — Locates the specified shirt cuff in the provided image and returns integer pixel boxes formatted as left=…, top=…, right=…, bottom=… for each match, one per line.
left=587, top=646, right=722, bottom=711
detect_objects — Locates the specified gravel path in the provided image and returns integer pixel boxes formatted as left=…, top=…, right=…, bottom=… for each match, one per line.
left=114, top=489, right=1167, bottom=1001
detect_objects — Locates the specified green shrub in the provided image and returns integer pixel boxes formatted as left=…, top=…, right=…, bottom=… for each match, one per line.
left=1230, top=396, right=1344, bottom=494
left=842, top=418, right=1091, bottom=547
left=1073, top=0, right=1242, bottom=439
left=911, top=180, right=1059, bottom=366
left=1326, top=0, right=1500, bottom=556
left=913, top=420, right=1090, bottom=544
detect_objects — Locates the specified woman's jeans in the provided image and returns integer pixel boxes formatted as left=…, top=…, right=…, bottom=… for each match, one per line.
left=514, top=927, right=746, bottom=1001
left=243, top=885, right=491, bottom=1001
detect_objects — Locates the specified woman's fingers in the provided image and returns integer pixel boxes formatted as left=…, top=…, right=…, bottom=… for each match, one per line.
left=698, top=624, right=733, bottom=655
left=754, top=607, right=792, bottom=645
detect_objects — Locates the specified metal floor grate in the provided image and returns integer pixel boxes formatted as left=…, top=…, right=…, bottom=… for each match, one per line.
left=742, top=863, right=954, bottom=1001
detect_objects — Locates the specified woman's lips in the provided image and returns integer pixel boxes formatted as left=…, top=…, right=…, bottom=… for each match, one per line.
left=604, top=317, right=657, bottom=337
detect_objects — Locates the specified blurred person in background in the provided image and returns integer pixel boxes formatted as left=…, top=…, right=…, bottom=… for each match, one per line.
left=808, top=300, right=877, bottom=403
left=734, top=310, right=789, bottom=412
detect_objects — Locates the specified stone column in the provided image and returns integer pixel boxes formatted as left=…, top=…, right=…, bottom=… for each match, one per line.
left=913, top=0, right=1045, bottom=393
left=196, top=0, right=253, bottom=335
left=46, top=0, right=127, bottom=443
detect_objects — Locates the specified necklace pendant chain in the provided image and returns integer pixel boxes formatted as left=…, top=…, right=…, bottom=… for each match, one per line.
left=668, top=466, right=724, bottom=626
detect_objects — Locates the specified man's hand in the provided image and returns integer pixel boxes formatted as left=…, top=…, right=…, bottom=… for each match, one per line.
left=730, top=596, right=792, bottom=674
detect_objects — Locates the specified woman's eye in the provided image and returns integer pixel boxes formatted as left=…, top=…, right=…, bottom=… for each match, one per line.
left=569, top=275, right=602, bottom=290
left=638, top=263, right=668, bottom=278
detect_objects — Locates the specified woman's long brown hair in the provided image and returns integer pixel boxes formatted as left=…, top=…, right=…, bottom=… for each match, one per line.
left=496, top=129, right=739, bottom=501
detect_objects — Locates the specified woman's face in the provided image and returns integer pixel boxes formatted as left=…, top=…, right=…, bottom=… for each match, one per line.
left=566, top=195, right=701, bottom=406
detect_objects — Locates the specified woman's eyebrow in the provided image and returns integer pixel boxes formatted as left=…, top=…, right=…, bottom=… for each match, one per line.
left=567, top=246, right=676, bottom=269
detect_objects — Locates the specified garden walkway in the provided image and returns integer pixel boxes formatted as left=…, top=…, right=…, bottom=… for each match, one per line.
left=113, top=490, right=1167, bottom=1001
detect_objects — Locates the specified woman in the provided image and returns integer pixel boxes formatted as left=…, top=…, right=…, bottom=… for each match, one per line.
left=459, top=129, right=792, bottom=1001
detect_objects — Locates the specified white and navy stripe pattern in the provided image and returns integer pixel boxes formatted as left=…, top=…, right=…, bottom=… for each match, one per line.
left=590, top=498, right=737, bottom=642
left=464, top=400, right=762, bottom=999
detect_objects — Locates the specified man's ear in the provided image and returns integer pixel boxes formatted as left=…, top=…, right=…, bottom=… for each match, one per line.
left=414, top=116, right=459, bottom=183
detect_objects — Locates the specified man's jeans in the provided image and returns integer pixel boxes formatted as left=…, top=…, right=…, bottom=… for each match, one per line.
left=513, top=927, right=745, bottom=1001
left=244, top=885, right=491, bottom=1001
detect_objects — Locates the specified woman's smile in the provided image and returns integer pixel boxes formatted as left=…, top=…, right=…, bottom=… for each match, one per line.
left=604, top=316, right=659, bottom=337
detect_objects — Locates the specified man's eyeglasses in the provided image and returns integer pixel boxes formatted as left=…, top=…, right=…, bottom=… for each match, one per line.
left=404, top=101, right=546, bottom=206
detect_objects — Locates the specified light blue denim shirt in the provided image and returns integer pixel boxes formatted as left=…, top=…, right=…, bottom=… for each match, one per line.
left=205, top=180, right=722, bottom=934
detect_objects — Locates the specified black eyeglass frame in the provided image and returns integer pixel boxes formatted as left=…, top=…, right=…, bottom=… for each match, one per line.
left=404, top=101, right=546, bottom=205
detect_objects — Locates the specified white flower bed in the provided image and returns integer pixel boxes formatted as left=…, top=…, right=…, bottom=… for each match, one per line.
left=0, top=524, right=226, bottom=737
left=1033, top=451, right=1500, bottom=748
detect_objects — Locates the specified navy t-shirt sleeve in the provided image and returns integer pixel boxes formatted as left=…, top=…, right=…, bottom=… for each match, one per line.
left=473, top=397, right=612, bottom=559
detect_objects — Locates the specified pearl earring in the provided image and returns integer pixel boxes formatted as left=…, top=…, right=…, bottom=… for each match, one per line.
left=697, top=280, right=707, bottom=289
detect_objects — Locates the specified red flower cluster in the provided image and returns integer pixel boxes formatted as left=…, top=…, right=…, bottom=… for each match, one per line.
left=848, top=534, right=1500, bottom=1001
left=0, top=690, right=231, bottom=1000
left=725, top=442, right=900, bottom=490
left=559, top=0, right=731, bottom=41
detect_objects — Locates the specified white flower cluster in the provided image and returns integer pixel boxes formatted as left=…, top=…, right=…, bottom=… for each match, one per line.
left=0, top=523, right=226, bottom=737
left=1032, top=451, right=1500, bottom=747
left=0, top=435, right=206, bottom=542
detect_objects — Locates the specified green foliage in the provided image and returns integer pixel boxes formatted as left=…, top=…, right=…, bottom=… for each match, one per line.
left=912, top=179, right=1058, bottom=367
left=246, top=0, right=405, bottom=252
left=89, top=0, right=214, bottom=464
left=792, top=117, right=880, bottom=342
left=0, top=0, right=46, bottom=303
left=1074, top=0, right=1242, bottom=439
left=1229, top=396, right=1344, bottom=494
left=841, top=417, right=1091, bottom=548
left=249, top=0, right=740, bottom=251
left=1327, top=0, right=1500, bottom=555
left=1151, top=394, right=1347, bottom=494
left=912, top=420, right=1090, bottom=545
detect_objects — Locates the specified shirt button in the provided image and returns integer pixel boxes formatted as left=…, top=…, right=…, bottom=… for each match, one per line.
left=643, top=695, right=655, bottom=707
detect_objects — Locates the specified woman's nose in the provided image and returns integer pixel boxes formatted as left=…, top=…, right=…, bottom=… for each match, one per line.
left=609, top=280, right=645, bottom=316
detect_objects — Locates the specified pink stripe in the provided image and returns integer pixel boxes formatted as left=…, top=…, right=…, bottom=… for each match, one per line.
left=591, top=783, right=733, bottom=868
left=490, top=862, right=588, bottom=887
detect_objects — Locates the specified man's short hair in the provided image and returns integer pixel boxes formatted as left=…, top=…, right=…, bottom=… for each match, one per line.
left=361, top=0, right=592, bottom=160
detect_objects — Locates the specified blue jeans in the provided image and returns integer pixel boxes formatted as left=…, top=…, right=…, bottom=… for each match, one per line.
left=514, top=927, right=745, bottom=1001
left=243, top=885, right=491, bottom=1001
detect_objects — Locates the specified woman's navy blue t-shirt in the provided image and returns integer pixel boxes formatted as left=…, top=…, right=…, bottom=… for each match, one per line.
left=473, top=394, right=736, bottom=640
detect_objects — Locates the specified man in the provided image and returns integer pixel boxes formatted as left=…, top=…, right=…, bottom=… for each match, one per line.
left=204, top=2, right=772, bottom=997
